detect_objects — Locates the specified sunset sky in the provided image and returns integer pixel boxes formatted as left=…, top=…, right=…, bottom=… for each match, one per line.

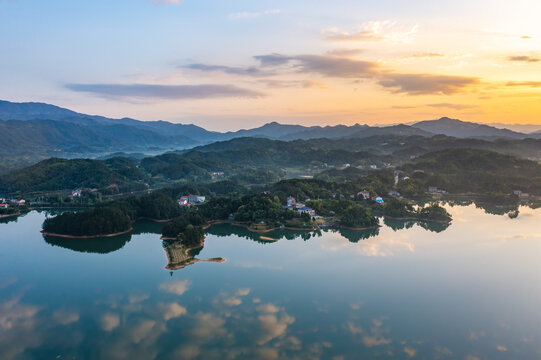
left=1, top=0, right=541, bottom=130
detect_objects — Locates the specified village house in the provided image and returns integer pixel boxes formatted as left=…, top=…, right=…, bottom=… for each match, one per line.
left=178, top=195, right=206, bottom=206
left=298, top=206, right=316, bottom=217
left=513, top=190, right=529, bottom=198
left=375, top=197, right=384, bottom=204
left=0, top=203, right=8, bottom=209
left=358, top=190, right=370, bottom=200
left=428, top=186, right=447, bottom=194
left=10, top=199, right=26, bottom=206
left=287, top=196, right=296, bottom=207
left=72, top=189, right=82, bottom=198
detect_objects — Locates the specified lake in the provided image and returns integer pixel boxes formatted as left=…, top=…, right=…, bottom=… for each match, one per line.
left=1, top=204, right=541, bottom=359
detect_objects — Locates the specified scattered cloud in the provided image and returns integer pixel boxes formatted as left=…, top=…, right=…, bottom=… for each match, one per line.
left=254, top=53, right=292, bottom=67
left=347, top=319, right=391, bottom=347
left=235, top=288, right=251, bottom=297
left=130, top=320, right=157, bottom=344
left=258, top=79, right=326, bottom=89
left=324, top=21, right=418, bottom=43
left=0, top=277, right=16, bottom=289
left=159, top=280, right=190, bottom=296
left=66, top=83, right=265, bottom=100
left=257, top=313, right=295, bottom=344
left=184, top=63, right=269, bottom=77
left=404, top=347, right=417, bottom=357
left=160, top=302, right=187, bottom=321
left=257, top=304, right=281, bottom=314
left=190, top=312, right=226, bottom=339
left=229, top=9, right=281, bottom=20
left=378, top=73, right=480, bottom=95
left=404, top=52, right=446, bottom=59
left=427, top=103, right=476, bottom=110
left=100, top=313, right=120, bottom=332
left=508, top=55, right=540, bottom=63
left=506, top=81, right=541, bottom=88
left=52, top=310, right=79, bottom=325
left=223, top=297, right=243, bottom=306
left=254, top=54, right=380, bottom=78
left=0, top=297, right=39, bottom=331
left=327, top=48, right=365, bottom=56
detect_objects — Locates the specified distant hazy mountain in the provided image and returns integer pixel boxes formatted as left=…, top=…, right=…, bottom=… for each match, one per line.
left=223, top=122, right=311, bottom=139
left=0, top=100, right=221, bottom=143
left=280, top=124, right=369, bottom=140
left=348, top=124, right=433, bottom=138
left=5, top=100, right=541, bottom=176
left=412, top=117, right=533, bottom=139
left=0, top=119, right=197, bottom=155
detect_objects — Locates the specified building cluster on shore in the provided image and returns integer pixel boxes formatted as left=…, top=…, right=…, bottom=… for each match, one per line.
left=0, top=198, right=26, bottom=208
left=283, top=196, right=317, bottom=217
left=177, top=195, right=206, bottom=207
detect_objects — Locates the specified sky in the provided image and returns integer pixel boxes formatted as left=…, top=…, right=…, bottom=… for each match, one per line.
left=1, top=0, right=541, bottom=131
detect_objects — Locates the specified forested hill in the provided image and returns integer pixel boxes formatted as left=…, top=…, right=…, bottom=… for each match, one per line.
left=4, top=135, right=541, bottom=196
left=0, top=157, right=148, bottom=193
left=403, top=148, right=541, bottom=176
left=399, top=148, right=541, bottom=195
left=0, top=119, right=197, bottom=155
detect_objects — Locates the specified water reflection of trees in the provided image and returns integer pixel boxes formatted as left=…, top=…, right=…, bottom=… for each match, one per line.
left=335, top=228, right=380, bottom=243
left=44, top=233, right=133, bottom=254
left=0, top=215, right=21, bottom=225
left=205, top=223, right=322, bottom=244
left=436, top=197, right=541, bottom=218
left=42, top=220, right=165, bottom=254
left=383, top=218, right=450, bottom=233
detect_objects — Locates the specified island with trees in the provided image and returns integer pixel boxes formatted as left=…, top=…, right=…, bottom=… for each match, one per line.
left=382, top=198, right=452, bottom=223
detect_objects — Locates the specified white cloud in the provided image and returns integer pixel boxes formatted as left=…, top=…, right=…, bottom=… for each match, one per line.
left=159, top=280, right=190, bottom=296
left=52, top=310, right=80, bottom=325
left=161, top=302, right=187, bottom=321
left=223, top=297, right=243, bottom=306
left=100, top=313, right=120, bottom=332
left=324, top=21, right=418, bottom=44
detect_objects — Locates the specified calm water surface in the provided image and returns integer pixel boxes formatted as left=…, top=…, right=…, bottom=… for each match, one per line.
left=1, top=205, right=541, bottom=359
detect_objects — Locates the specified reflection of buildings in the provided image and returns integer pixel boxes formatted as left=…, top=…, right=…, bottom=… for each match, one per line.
left=164, top=241, right=225, bottom=271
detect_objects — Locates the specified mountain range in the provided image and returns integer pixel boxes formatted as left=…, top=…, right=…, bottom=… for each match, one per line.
left=2, top=99, right=541, bottom=173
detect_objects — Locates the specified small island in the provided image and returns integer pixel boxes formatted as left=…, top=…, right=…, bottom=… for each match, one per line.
left=41, top=192, right=183, bottom=238
left=382, top=198, right=452, bottom=223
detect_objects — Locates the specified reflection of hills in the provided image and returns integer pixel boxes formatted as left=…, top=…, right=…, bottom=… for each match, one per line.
left=205, top=223, right=320, bottom=243
left=163, top=240, right=225, bottom=271
left=44, top=233, right=132, bottom=254
left=445, top=198, right=524, bottom=217
left=42, top=219, right=166, bottom=254
left=335, top=228, right=380, bottom=243
left=0, top=215, right=22, bottom=225
left=383, top=218, right=450, bottom=233
left=475, top=202, right=519, bottom=216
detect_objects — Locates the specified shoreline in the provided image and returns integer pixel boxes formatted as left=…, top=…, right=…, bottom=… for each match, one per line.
left=138, top=216, right=180, bottom=223
left=0, top=212, right=21, bottom=219
left=384, top=216, right=452, bottom=224
left=203, top=220, right=315, bottom=233
left=337, top=224, right=381, bottom=231
left=40, top=228, right=134, bottom=239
